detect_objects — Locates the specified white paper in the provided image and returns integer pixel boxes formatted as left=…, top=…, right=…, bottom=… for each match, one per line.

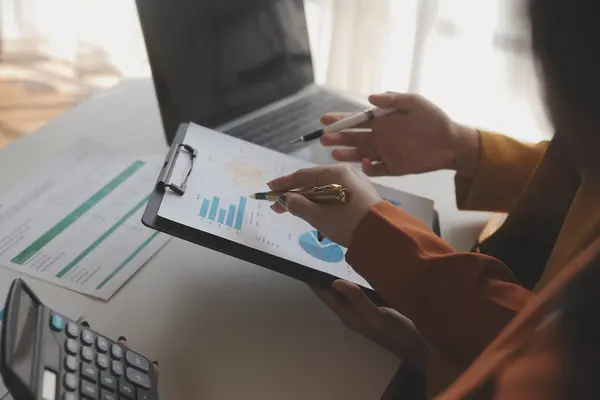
left=0, top=139, right=170, bottom=300
left=158, top=124, right=435, bottom=289
left=0, top=275, right=83, bottom=399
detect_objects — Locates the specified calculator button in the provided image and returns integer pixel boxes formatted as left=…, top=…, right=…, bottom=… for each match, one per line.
left=111, top=343, right=124, bottom=359
left=119, top=380, right=136, bottom=399
left=125, top=350, right=150, bottom=372
left=81, top=379, right=99, bottom=399
left=65, top=339, right=79, bottom=355
left=81, top=363, right=98, bottom=382
left=64, top=373, right=78, bottom=391
left=96, top=336, right=109, bottom=353
left=65, top=355, right=78, bottom=372
left=126, top=367, right=151, bottom=389
left=64, top=393, right=77, bottom=400
left=82, top=346, right=94, bottom=362
left=97, top=353, right=110, bottom=370
left=50, top=314, right=65, bottom=331
left=112, top=360, right=124, bottom=376
left=81, top=329, right=94, bottom=346
left=66, top=322, right=79, bottom=338
left=137, top=389, right=151, bottom=400
left=100, top=372, right=117, bottom=390
left=101, top=390, right=118, bottom=400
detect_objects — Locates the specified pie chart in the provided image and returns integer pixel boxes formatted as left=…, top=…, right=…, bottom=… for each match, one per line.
left=298, top=230, right=344, bottom=263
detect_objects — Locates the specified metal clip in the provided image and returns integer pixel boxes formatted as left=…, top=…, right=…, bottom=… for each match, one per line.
left=157, top=144, right=197, bottom=195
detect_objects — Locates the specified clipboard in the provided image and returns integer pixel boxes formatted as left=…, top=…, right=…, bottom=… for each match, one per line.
left=143, top=123, right=440, bottom=304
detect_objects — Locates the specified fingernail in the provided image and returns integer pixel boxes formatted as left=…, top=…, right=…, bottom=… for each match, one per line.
left=277, top=194, right=288, bottom=209
left=152, top=360, right=159, bottom=366
left=81, top=321, right=90, bottom=327
left=118, top=336, right=127, bottom=342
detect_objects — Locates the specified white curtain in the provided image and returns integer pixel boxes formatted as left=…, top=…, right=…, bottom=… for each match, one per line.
left=1, top=0, right=550, bottom=141
left=308, top=0, right=550, bottom=142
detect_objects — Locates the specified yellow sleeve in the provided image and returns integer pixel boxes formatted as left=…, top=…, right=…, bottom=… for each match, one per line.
left=455, top=131, right=549, bottom=212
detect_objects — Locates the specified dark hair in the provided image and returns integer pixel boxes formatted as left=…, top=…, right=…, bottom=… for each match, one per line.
left=529, top=0, right=600, bottom=127
left=555, top=254, right=600, bottom=399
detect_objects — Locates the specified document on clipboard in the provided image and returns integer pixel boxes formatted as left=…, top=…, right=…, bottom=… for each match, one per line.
left=143, top=123, right=436, bottom=293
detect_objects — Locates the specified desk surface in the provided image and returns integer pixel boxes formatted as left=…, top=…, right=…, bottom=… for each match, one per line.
left=0, top=78, right=490, bottom=399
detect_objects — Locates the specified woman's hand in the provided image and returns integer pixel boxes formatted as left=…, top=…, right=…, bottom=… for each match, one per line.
left=320, top=92, right=481, bottom=178
left=312, top=280, right=430, bottom=370
left=268, top=164, right=381, bottom=247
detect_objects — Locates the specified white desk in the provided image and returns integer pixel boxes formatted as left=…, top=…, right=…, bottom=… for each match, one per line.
left=0, top=78, right=490, bottom=399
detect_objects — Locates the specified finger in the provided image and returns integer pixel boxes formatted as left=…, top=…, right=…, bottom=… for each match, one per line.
left=267, top=166, right=344, bottom=191
left=331, top=147, right=381, bottom=163
left=321, top=112, right=374, bottom=130
left=320, top=131, right=374, bottom=147
left=283, top=193, right=321, bottom=224
left=270, top=202, right=286, bottom=214
left=362, top=159, right=390, bottom=177
left=152, top=361, right=160, bottom=381
left=368, top=91, right=419, bottom=110
left=117, top=335, right=128, bottom=348
left=310, top=285, right=356, bottom=321
left=332, top=280, right=379, bottom=315
left=321, top=112, right=352, bottom=125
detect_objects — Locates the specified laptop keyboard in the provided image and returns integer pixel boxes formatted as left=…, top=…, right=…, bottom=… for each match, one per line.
left=223, top=89, right=364, bottom=152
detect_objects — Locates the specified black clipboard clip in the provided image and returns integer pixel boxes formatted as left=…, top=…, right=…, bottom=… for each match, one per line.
left=157, top=143, right=198, bottom=195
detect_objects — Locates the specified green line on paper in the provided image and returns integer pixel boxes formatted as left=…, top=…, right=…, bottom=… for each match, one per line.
left=12, top=161, right=145, bottom=264
left=56, top=194, right=151, bottom=278
left=95, top=231, right=160, bottom=290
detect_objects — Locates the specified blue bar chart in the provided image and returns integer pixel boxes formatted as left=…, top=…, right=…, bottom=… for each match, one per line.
left=227, top=205, right=236, bottom=226
left=209, top=196, right=219, bottom=220
left=199, top=195, right=247, bottom=230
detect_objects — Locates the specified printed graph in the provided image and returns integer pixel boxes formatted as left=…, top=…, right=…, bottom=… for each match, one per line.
left=226, top=158, right=264, bottom=183
left=199, top=195, right=247, bottom=230
left=298, top=230, right=344, bottom=263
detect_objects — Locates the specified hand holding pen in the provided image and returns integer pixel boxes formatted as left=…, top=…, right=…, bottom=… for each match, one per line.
left=263, top=164, right=382, bottom=248
left=314, top=92, right=479, bottom=179
left=250, top=184, right=349, bottom=241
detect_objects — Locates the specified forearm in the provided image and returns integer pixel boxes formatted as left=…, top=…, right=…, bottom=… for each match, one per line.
left=346, top=201, right=533, bottom=367
left=455, top=131, right=549, bottom=212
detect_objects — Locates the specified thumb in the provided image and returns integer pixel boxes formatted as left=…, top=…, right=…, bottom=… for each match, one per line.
left=368, top=91, right=417, bottom=110
left=368, top=91, right=399, bottom=108
left=332, top=280, right=378, bottom=315
left=283, top=193, right=321, bottom=224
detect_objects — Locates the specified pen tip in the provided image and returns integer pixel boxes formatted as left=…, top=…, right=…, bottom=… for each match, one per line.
left=289, top=137, right=303, bottom=145
left=248, top=194, right=256, bottom=199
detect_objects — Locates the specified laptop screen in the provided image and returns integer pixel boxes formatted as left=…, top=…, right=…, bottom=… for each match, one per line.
left=136, top=0, right=315, bottom=144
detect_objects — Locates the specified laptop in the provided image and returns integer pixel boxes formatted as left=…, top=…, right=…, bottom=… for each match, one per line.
left=135, top=0, right=365, bottom=160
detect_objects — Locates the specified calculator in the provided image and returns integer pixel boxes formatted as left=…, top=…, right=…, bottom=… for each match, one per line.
left=1, top=279, right=159, bottom=400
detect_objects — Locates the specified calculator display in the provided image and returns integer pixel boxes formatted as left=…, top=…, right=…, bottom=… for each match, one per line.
left=11, top=288, right=39, bottom=387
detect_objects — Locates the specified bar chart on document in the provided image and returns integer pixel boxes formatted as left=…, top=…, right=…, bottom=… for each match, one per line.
left=158, top=124, right=371, bottom=288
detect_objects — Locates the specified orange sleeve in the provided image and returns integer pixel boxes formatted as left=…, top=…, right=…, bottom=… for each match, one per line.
left=455, top=131, right=549, bottom=212
left=346, top=201, right=534, bottom=367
